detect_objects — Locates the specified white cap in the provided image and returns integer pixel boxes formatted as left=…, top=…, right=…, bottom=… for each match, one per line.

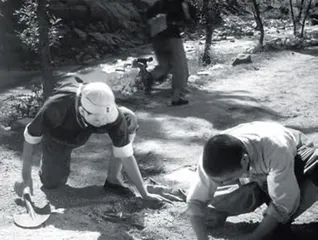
left=80, top=82, right=118, bottom=122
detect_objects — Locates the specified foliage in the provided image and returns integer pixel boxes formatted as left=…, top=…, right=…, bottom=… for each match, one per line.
left=263, top=35, right=318, bottom=51
left=14, top=0, right=63, bottom=52
left=251, top=0, right=265, bottom=45
left=189, top=0, right=223, bottom=26
left=0, top=84, right=44, bottom=127
left=288, top=0, right=314, bottom=37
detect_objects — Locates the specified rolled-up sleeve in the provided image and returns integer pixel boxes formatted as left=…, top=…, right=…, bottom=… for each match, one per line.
left=263, top=146, right=300, bottom=223
left=24, top=110, right=45, bottom=144
left=24, top=123, right=43, bottom=144
left=108, top=109, right=138, bottom=159
left=186, top=157, right=217, bottom=216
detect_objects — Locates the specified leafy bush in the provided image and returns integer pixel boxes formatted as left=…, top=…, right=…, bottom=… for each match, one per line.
left=0, top=84, right=44, bottom=127
left=14, top=0, right=63, bottom=52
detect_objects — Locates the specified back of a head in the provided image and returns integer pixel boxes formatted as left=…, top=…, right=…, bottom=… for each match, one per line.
left=202, top=134, right=245, bottom=177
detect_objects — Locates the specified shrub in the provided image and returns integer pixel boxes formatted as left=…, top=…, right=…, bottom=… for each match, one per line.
left=14, top=0, right=63, bottom=53
left=0, top=84, right=44, bottom=127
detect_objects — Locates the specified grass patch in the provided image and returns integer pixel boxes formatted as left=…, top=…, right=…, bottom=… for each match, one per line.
left=135, top=151, right=166, bottom=177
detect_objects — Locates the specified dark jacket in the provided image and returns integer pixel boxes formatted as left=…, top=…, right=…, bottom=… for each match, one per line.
left=146, top=0, right=196, bottom=39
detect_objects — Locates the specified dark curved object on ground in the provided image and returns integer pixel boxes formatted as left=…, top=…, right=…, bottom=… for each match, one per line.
left=135, top=57, right=153, bottom=67
left=13, top=189, right=51, bottom=228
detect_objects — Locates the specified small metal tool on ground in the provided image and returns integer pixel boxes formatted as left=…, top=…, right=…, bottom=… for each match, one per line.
left=13, top=187, right=51, bottom=228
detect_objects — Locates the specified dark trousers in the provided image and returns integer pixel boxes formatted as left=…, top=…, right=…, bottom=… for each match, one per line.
left=39, top=137, right=73, bottom=189
left=150, top=37, right=189, bottom=99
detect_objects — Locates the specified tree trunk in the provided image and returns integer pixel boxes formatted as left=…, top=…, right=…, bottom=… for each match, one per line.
left=202, top=24, right=214, bottom=66
left=251, top=0, right=264, bottom=46
left=297, top=0, right=305, bottom=22
left=300, top=0, right=313, bottom=37
left=289, top=0, right=297, bottom=36
left=37, top=0, right=54, bottom=100
left=201, top=0, right=212, bottom=66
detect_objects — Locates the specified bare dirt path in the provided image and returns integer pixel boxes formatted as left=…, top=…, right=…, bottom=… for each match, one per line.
left=0, top=37, right=318, bottom=240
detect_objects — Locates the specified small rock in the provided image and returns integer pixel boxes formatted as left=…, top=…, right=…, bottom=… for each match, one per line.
left=227, top=36, right=235, bottom=42
left=188, top=75, right=200, bottom=82
left=197, top=71, right=210, bottom=76
left=232, top=53, right=252, bottom=66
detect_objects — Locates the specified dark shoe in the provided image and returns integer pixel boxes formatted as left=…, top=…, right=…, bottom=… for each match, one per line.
left=171, top=98, right=189, bottom=106
left=144, top=87, right=152, bottom=95
left=103, top=180, right=135, bottom=197
left=155, top=74, right=168, bottom=84
left=143, top=73, right=154, bottom=94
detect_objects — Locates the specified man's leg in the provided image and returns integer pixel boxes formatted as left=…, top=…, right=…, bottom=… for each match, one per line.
left=292, top=148, right=318, bottom=219
left=39, top=137, right=72, bottom=189
left=146, top=38, right=171, bottom=92
left=169, top=38, right=189, bottom=105
left=292, top=179, right=318, bottom=219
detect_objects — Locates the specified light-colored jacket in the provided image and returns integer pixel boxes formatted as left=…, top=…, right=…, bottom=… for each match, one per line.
left=187, top=121, right=309, bottom=223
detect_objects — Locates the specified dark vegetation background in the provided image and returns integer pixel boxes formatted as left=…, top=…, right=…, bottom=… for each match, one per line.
left=1, top=0, right=317, bottom=70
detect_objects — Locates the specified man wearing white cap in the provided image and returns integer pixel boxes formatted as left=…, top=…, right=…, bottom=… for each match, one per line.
left=20, top=80, right=167, bottom=202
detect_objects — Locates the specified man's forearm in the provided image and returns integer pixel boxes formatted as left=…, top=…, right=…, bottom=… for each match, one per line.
left=251, top=214, right=279, bottom=239
left=22, top=141, right=35, bottom=180
left=190, top=215, right=209, bottom=240
left=121, top=155, right=148, bottom=197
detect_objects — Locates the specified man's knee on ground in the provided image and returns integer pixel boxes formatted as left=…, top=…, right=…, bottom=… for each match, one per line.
left=205, top=207, right=227, bottom=228
left=39, top=172, right=68, bottom=189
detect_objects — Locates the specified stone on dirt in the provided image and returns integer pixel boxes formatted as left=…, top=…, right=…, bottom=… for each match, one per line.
left=232, top=53, right=252, bottom=66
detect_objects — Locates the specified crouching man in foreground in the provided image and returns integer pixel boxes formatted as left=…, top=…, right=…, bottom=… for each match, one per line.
left=187, top=121, right=318, bottom=240
left=21, top=80, right=168, bottom=203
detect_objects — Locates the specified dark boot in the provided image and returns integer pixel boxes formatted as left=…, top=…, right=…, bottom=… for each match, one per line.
left=143, top=73, right=154, bottom=95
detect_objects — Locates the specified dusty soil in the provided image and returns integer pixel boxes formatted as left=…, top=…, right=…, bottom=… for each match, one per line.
left=1, top=26, right=318, bottom=239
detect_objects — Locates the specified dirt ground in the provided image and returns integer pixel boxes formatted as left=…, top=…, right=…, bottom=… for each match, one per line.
left=1, top=27, right=318, bottom=240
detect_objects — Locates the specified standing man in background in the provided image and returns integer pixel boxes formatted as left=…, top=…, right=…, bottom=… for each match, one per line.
left=145, top=0, right=196, bottom=106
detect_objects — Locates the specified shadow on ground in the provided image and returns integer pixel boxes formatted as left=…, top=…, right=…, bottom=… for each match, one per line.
left=119, top=85, right=284, bottom=144
left=39, top=184, right=164, bottom=240
left=294, top=46, right=318, bottom=57
left=0, top=128, right=24, bottom=152
left=207, top=221, right=318, bottom=240
left=285, top=125, right=318, bottom=135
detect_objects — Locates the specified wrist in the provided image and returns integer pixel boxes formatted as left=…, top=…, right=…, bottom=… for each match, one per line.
left=140, top=189, right=149, bottom=198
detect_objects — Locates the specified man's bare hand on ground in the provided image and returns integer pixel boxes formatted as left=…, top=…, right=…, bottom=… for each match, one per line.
left=14, top=180, right=33, bottom=197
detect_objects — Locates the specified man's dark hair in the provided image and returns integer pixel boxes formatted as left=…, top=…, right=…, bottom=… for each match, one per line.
left=202, top=134, right=246, bottom=177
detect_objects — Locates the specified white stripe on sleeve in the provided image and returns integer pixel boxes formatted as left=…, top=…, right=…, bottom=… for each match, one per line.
left=112, top=143, right=134, bottom=158
left=24, top=124, right=43, bottom=144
